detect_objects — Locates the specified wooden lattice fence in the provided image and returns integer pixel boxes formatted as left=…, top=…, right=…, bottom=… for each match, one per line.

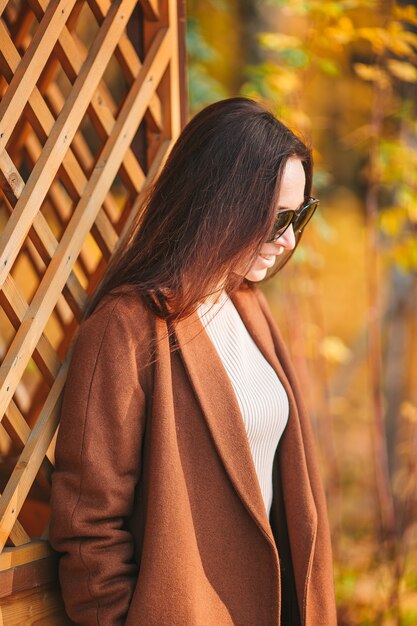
left=0, top=0, right=187, bottom=620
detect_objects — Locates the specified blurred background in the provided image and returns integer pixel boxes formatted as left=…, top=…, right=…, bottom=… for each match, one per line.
left=0, top=0, right=415, bottom=622
left=186, top=0, right=417, bottom=624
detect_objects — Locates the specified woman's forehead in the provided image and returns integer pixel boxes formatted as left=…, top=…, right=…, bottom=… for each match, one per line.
left=275, top=158, right=306, bottom=210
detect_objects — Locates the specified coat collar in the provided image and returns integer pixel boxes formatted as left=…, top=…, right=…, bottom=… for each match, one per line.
left=173, top=288, right=274, bottom=544
left=173, top=285, right=317, bottom=593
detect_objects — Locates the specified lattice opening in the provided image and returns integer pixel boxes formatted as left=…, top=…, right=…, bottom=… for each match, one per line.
left=2, top=2, right=38, bottom=52
left=0, top=423, right=12, bottom=459
left=75, top=232, right=104, bottom=286
left=0, top=296, right=15, bottom=346
left=72, top=1, right=100, bottom=49
left=75, top=111, right=105, bottom=174
left=9, top=236, right=47, bottom=305
left=102, top=53, right=130, bottom=110
left=43, top=65, right=74, bottom=116
left=8, top=139, right=34, bottom=184
left=20, top=465, right=52, bottom=537
left=131, top=116, right=148, bottom=170
left=40, top=178, right=75, bottom=229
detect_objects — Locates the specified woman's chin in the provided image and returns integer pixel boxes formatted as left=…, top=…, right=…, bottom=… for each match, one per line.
left=244, top=266, right=269, bottom=282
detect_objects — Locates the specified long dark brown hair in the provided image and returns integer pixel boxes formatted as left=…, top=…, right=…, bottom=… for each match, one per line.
left=83, top=97, right=312, bottom=323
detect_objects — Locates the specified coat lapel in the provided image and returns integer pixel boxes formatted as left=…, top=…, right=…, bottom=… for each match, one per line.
left=232, top=286, right=318, bottom=622
left=173, top=285, right=318, bottom=613
left=173, top=300, right=275, bottom=545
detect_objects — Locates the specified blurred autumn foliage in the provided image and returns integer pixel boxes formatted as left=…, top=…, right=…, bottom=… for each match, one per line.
left=187, top=1, right=417, bottom=624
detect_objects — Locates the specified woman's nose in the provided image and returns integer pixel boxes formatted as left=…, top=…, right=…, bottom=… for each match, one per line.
left=274, top=224, right=296, bottom=250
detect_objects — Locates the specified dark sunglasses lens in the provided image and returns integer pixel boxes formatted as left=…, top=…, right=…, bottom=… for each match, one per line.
left=269, top=211, right=293, bottom=241
left=293, top=201, right=318, bottom=232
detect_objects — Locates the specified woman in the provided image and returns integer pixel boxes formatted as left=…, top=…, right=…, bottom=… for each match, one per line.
left=49, top=97, right=338, bottom=625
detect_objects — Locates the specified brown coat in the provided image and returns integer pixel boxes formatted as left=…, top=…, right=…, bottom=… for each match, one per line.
left=49, top=283, right=338, bottom=626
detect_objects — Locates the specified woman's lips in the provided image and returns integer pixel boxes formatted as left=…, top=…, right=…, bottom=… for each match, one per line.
left=258, top=253, right=276, bottom=268
left=257, top=246, right=285, bottom=268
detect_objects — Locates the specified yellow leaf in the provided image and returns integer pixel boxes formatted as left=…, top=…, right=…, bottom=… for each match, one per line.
left=387, top=59, right=417, bottom=82
left=401, top=402, right=417, bottom=424
left=393, top=4, right=417, bottom=27
left=379, top=207, right=407, bottom=237
left=357, top=23, right=416, bottom=56
left=353, top=63, right=389, bottom=87
left=269, top=71, right=301, bottom=96
left=407, top=204, right=417, bottom=223
left=320, top=336, right=351, bottom=364
left=258, top=32, right=302, bottom=50
left=401, top=30, right=417, bottom=49
left=324, top=24, right=354, bottom=45
left=338, top=16, right=353, bottom=32
left=323, top=15, right=354, bottom=45
left=291, top=109, right=312, bottom=130
left=386, top=22, right=416, bottom=56
left=356, top=27, right=387, bottom=53
left=391, top=237, right=417, bottom=271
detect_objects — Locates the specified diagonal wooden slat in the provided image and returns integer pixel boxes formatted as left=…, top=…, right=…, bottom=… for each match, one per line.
left=117, top=138, right=171, bottom=243
left=0, top=132, right=114, bottom=335
left=0, top=150, right=25, bottom=204
left=45, top=84, right=96, bottom=174
left=0, top=1, right=9, bottom=17
left=0, top=25, right=171, bottom=419
left=0, top=153, right=89, bottom=326
left=1, top=400, right=56, bottom=527
left=3, top=398, right=55, bottom=468
left=0, top=0, right=78, bottom=153
left=22, top=146, right=118, bottom=310
left=0, top=0, right=137, bottom=289
left=43, top=82, right=130, bottom=216
left=3, top=516, right=30, bottom=547
left=0, top=361, right=68, bottom=550
left=17, top=85, right=90, bottom=201
left=0, top=142, right=89, bottom=318
left=29, top=0, right=146, bottom=194
left=25, top=132, right=74, bottom=220
left=0, top=12, right=122, bottom=224
left=23, top=129, right=119, bottom=273
left=90, top=0, right=163, bottom=131
left=1, top=272, right=66, bottom=383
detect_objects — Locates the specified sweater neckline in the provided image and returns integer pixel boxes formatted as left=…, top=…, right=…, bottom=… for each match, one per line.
left=198, top=289, right=229, bottom=309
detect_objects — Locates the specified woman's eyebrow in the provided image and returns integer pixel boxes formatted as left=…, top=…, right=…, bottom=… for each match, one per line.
left=275, top=199, right=304, bottom=212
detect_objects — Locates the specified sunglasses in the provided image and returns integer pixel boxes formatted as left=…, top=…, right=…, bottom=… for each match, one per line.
left=266, top=197, right=319, bottom=243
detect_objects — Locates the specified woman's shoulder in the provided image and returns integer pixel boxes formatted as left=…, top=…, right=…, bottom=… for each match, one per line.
left=74, top=284, right=155, bottom=355
left=63, top=285, right=156, bottom=393
left=92, top=283, right=151, bottom=321
left=88, top=283, right=153, bottom=322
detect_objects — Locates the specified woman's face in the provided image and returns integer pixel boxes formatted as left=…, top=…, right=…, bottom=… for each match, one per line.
left=237, top=156, right=306, bottom=282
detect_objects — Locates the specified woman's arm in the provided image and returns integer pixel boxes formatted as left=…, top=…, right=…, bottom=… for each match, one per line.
left=49, top=294, right=147, bottom=625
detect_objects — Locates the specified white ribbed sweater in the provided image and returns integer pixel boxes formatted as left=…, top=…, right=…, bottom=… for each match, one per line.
left=197, top=290, right=289, bottom=516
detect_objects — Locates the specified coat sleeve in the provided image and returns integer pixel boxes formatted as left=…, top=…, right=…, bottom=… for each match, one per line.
left=49, top=293, right=147, bottom=626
